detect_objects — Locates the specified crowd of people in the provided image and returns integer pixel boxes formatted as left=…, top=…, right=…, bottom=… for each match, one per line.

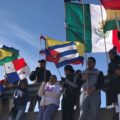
left=1, top=47, right=120, bottom=120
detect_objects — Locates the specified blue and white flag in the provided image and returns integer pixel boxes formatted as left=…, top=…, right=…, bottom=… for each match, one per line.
left=40, top=37, right=84, bottom=68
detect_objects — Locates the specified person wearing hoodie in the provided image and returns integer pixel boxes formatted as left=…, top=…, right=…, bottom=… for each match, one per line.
left=9, top=79, right=30, bottom=120
left=108, top=46, right=120, bottom=75
left=37, top=75, right=61, bottom=120
left=61, top=65, right=82, bottom=120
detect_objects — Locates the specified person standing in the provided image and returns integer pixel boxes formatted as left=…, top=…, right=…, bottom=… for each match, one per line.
left=9, top=80, right=30, bottom=120
left=108, top=46, right=120, bottom=75
left=61, top=65, right=82, bottom=120
left=28, top=59, right=51, bottom=112
left=80, top=57, right=104, bottom=120
left=37, top=75, right=61, bottom=120
left=105, top=66, right=120, bottom=120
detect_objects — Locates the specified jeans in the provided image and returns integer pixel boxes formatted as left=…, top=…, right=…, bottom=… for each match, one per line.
left=80, top=92, right=101, bottom=120
left=38, top=104, right=58, bottom=120
left=9, top=105, right=26, bottom=120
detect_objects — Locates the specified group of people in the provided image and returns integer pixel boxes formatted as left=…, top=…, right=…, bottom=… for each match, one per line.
left=8, top=46, right=120, bottom=120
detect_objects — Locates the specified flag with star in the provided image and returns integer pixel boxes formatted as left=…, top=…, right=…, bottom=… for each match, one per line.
left=40, top=36, right=84, bottom=68
left=4, top=58, right=30, bottom=83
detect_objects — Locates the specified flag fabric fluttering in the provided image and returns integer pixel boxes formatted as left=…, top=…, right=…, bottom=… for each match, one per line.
left=4, top=58, right=30, bottom=83
left=0, top=45, right=19, bottom=65
left=0, top=79, right=5, bottom=92
left=65, top=2, right=117, bottom=52
left=112, top=30, right=120, bottom=52
left=100, top=0, right=120, bottom=32
left=40, top=37, right=84, bottom=68
left=0, top=84, right=4, bottom=92
left=64, top=0, right=81, bottom=3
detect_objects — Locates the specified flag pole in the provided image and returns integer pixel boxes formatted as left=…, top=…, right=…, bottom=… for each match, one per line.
left=40, top=34, right=47, bottom=112
left=98, top=0, right=109, bottom=65
left=40, top=34, right=47, bottom=82
left=2, top=64, right=13, bottom=112
left=81, top=0, right=89, bottom=91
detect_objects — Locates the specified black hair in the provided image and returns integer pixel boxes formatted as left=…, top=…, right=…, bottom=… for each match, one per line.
left=88, top=57, right=96, bottom=64
left=64, top=65, right=74, bottom=72
left=18, top=80, right=28, bottom=88
left=38, top=59, right=46, bottom=63
left=108, top=46, right=117, bottom=56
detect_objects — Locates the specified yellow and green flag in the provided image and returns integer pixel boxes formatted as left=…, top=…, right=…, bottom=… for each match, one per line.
left=101, top=0, right=120, bottom=32
left=0, top=45, right=19, bottom=65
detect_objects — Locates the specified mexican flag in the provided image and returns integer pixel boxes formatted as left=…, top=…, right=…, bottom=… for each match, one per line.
left=101, top=0, right=120, bottom=32
left=65, top=2, right=117, bottom=52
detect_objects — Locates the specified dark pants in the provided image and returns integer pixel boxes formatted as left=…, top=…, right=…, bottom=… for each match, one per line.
left=61, top=95, right=76, bottom=120
left=112, top=108, right=119, bottom=120
left=2, top=98, right=10, bottom=113
left=28, top=95, right=41, bottom=112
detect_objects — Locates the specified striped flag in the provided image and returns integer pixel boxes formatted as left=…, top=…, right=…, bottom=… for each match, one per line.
left=100, top=0, right=120, bottom=31
left=4, top=58, right=30, bottom=83
left=40, top=37, right=84, bottom=68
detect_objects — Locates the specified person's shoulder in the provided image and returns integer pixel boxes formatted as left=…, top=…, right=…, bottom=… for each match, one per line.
left=46, top=69, right=51, bottom=74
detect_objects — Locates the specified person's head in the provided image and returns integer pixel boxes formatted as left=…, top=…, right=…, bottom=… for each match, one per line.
left=87, top=57, right=96, bottom=69
left=38, top=59, right=46, bottom=68
left=64, top=65, right=74, bottom=75
left=108, top=47, right=117, bottom=60
left=49, top=75, right=57, bottom=84
left=18, top=80, right=28, bottom=89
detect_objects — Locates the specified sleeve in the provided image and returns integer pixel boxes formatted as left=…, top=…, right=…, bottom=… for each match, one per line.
left=38, top=82, right=46, bottom=97
left=29, top=71, right=36, bottom=81
left=95, top=71, right=104, bottom=90
left=45, top=70, right=51, bottom=82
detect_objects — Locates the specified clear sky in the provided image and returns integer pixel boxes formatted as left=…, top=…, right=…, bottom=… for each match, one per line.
left=0, top=0, right=107, bottom=108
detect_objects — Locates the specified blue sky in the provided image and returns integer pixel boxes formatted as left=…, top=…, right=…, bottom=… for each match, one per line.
left=0, top=0, right=107, bottom=107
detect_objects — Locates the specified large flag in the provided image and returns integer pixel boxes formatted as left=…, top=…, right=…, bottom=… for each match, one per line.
left=4, top=58, right=30, bottom=83
left=0, top=45, right=19, bottom=65
left=40, top=37, right=84, bottom=68
left=101, top=0, right=120, bottom=32
left=65, top=2, right=116, bottom=52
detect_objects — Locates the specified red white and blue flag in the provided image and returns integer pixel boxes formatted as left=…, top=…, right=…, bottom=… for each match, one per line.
left=40, top=37, right=84, bottom=68
left=0, top=79, right=5, bottom=92
left=4, top=58, right=30, bottom=83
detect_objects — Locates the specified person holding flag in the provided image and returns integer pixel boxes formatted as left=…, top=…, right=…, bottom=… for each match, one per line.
left=28, top=59, right=51, bottom=112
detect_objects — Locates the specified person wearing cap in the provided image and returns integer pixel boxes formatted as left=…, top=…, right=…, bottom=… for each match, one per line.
left=80, top=57, right=104, bottom=120
left=9, top=80, right=30, bottom=120
left=108, top=46, right=120, bottom=75
left=61, top=65, right=82, bottom=120
left=28, top=59, right=51, bottom=112
left=105, top=66, right=120, bottom=120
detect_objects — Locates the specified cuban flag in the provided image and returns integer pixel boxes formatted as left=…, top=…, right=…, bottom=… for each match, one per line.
left=40, top=37, right=84, bottom=68
left=4, top=58, right=30, bottom=83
